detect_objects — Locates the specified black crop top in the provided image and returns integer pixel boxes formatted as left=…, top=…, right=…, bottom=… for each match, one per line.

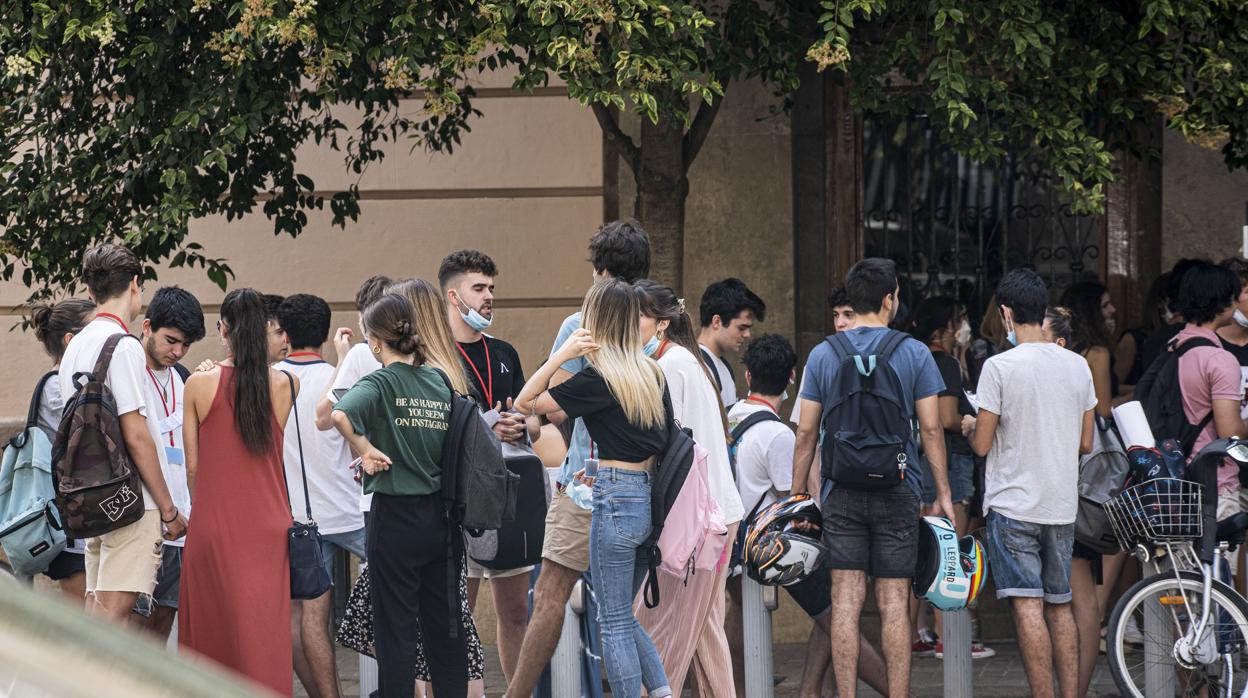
left=548, top=367, right=667, bottom=461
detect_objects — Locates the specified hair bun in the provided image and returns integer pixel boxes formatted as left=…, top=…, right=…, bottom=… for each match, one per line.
left=395, top=318, right=414, bottom=338
left=30, top=302, right=54, bottom=339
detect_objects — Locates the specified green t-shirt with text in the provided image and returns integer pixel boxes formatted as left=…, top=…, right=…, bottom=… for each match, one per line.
left=335, top=363, right=451, bottom=497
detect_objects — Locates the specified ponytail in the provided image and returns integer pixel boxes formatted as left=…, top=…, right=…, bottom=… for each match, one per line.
left=221, top=288, right=273, bottom=455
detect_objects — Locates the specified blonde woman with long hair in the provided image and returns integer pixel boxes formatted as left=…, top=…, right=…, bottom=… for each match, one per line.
left=515, top=278, right=672, bottom=698
left=388, top=278, right=473, bottom=396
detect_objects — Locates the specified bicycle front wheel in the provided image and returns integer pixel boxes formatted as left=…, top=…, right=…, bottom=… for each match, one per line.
left=1107, top=570, right=1248, bottom=698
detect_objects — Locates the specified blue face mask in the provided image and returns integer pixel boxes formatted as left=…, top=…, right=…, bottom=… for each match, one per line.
left=1006, top=329, right=1018, bottom=347
left=642, top=335, right=660, bottom=357
left=456, top=296, right=492, bottom=332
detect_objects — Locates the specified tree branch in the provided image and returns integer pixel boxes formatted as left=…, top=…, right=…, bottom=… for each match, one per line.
left=683, top=84, right=727, bottom=171
left=591, top=102, right=641, bottom=175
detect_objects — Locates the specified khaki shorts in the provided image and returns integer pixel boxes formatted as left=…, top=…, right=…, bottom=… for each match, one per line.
left=540, top=487, right=592, bottom=573
left=85, top=509, right=163, bottom=596
left=466, top=558, right=536, bottom=580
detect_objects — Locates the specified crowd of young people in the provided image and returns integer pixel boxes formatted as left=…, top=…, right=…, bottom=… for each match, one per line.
left=18, top=228, right=1248, bottom=698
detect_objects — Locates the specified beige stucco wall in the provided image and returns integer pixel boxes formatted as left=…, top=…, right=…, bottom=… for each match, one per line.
left=1162, top=129, right=1248, bottom=267
left=0, top=89, right=603, bottom=423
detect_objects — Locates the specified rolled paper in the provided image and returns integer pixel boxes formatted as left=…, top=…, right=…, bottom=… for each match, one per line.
left=1113, top=401, right=1155, bottom=449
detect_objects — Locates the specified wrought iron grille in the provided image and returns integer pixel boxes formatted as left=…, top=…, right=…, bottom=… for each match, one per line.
left=861, top=113, right=1102, bottom=322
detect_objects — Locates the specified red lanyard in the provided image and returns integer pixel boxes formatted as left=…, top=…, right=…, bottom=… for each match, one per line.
left=145, top=367, right=176, bottom=446
left=654, top=338, right=671, bottom=360
left=744, top=395, right=779, bottom=414
left=96, top=312, right=128, bottom=334
left=455, top=340, right=493, bottom=407
left=286, top=351, right=323, bottom=361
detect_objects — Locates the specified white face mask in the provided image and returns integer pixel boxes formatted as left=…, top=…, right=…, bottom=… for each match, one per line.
left=1235, top=309, right=1248, bottom=328
left=1162, top=306, right=1175, bottom=324
left=955, top=319, right=972, bottom=347
left=1105, top=317, right=1117, bottom=335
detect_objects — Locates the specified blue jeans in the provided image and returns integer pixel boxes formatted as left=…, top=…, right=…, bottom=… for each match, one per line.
left=919, top=451, right=975, bottom=506
left=986, top=511, right=1074, bottom=604
left=590, top=468, right=670, bottom=698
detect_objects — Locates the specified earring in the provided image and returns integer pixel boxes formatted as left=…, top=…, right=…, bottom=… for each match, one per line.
left=372, top=346, right=381, bottom=356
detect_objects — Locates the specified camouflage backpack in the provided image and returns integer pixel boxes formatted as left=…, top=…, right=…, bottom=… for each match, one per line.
left=51, top=333, right=145, bottom=538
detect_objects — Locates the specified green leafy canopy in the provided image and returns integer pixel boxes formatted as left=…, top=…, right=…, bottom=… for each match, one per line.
left=1, top=0, right=1245, bottom=296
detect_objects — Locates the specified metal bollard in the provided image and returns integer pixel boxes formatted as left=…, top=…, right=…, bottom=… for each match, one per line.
left=742, top=576, right=776, bottom=698
left=550, top=579, right=584, bottom=698
left=359, top=654, right=379, bottom=697
left=1142, top=558, right=1175, bottom=697
left=942, top=609, right=973, bottom=698
left=358, top=561, right=379, bottom=698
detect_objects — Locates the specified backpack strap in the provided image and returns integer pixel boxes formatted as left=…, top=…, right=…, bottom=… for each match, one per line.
left=698, top=347, right=724, bottom=393
left=25, top=371, right=57, bottom=431
left=11, top=371, right=57, bottom=450
left=1172, top=337, right=1219, bottom=452
left=278, top=370, right=314, bottom=523
left=643, top=387, right=678, bottom=609
left=729, top=410, right=781, bottom=445
left=90, top=333, right=131, bottom=380
left=429, top=366, right=467, bottom=639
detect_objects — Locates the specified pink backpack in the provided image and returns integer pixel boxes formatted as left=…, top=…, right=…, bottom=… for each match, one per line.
left=656, top=442, right=729, bottom=580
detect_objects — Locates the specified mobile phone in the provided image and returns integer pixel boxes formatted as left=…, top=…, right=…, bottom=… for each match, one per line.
left=332, top=388, right=349, bottom=401
left=583, top=458, right=599, bottom=478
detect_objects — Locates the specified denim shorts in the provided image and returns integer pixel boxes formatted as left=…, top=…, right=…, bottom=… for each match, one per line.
left=986, top=511, right=1074, bottom=604
left=134, top=545, right=181, bottom=615
left=321, top=527, right=368, bottom=578
left=919, top=452, right=975, bottom=506
left=822, top=484, right=920, bottom=579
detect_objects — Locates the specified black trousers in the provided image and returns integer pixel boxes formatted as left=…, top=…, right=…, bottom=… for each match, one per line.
left=368, top=493, right=467, bottom=698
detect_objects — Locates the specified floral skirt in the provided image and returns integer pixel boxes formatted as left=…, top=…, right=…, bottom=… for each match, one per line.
left=335, top=560, right=485, bottom=681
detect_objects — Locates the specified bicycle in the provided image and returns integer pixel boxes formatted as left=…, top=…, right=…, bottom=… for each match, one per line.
left=1103, top=437, right=1248, bottom=698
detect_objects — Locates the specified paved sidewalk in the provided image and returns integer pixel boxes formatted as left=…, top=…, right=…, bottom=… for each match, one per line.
left=300, top=641, right=1123, bottom=697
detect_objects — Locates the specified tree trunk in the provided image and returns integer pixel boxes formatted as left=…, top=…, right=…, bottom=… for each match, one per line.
left=636, top=117, right=688, bottom=291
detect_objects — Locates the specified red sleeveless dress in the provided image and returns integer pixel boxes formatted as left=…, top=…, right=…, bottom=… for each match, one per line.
left=179, top=367, right=292, bottom=696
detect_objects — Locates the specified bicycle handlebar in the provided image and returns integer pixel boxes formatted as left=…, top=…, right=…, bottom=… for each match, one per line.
left=1184, top=437, right=1248, bottom=563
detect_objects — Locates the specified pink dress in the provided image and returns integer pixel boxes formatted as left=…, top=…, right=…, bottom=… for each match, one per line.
left=179, top=368, right=292, bottom=695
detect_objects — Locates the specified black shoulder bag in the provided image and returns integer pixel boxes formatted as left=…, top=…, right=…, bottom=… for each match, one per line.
left=281, top=370, right=332, bottom=600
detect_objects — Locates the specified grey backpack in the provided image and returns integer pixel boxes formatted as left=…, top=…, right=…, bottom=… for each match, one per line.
left=1075, top=415, right=1129, bottom=554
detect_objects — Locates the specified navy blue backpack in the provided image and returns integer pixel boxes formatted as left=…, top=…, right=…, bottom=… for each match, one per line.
left=819, top=330, right=914, bottom=491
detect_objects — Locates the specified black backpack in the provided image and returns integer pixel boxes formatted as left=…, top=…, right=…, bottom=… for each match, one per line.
left=819, top=330, right=914, bottom=491
left=466, top=438, right=549, bottom=570
left=1134, top=336, right=1216, bottom=455
left=433, top=369, right=516, bottom=531
left=642, top=390, right=695, bottom=608
left=432, top=368, right=517, bottom=638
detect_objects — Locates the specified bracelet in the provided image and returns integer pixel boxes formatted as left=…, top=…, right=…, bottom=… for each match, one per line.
left=161, top=507, right=179, bottom=524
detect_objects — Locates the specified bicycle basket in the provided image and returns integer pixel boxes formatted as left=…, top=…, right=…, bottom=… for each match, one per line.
left=1102, top=478, right=1203, bottom=549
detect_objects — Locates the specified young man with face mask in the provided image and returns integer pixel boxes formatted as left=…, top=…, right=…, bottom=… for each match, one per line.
left=437, top=249, right=539, bottom=689
left=697, top=278, right=767, bottom=407
left=134, top=286, right=206, bottom=639
left=968, top=268, right=1097, bottom=698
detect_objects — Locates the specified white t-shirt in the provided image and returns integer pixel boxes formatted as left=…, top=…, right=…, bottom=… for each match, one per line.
left=698, top=343, right=739, bottom=407
left=280, top=358, right=365, bottom=535
left=977, top=342, right=1098, bottom=525
left=139, top=366, right=190, bottom=546
left=58, top=318, right=156, bottom=510
left=659, top=345, right=745, bottom=524
left=330, top=343, right=382, bottom=512
left=727, top=401, right=794, bottom=515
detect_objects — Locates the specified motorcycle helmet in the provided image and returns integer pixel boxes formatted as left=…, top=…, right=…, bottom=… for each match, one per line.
left=743, top=494, right=828, bottom=586
left=912, top=516, right=987, bottom=611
